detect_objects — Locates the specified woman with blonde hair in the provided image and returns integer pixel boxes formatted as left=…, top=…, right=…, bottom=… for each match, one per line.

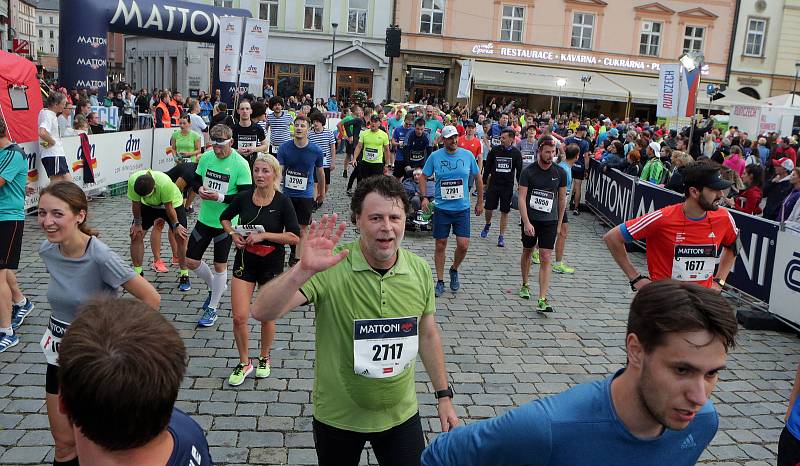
left=665, top=151, right=694, bottom=193
left=219, top=154, right=300, bottom=386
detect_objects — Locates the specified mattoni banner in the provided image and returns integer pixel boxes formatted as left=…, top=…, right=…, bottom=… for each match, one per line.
left=769, top=230, right=800, bottom=326
left=585, top=159, right=636, bottom=226
left=726, top=210, right=780, bottom=303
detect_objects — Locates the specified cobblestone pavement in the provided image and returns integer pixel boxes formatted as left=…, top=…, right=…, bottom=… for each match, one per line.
left=1, top=170, right=798, bottom=465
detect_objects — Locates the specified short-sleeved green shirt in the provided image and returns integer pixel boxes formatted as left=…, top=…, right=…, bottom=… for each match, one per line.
left=195, top=149, right=252, bottom=228
left=358, top=129, right=390, bottom=164
left=172, top=130, right=201, bottom=161
left=127, top=170, right=183, bottom=208
left=300, top=240, right=436, bottom=433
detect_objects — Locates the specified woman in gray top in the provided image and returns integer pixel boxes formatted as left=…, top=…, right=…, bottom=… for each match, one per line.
left=36, top=181, right=160, bottom=466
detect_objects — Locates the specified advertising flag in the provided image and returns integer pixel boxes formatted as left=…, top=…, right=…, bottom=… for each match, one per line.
left=218, top=16, right=243, bottom=84
left=239, top=19, right=270, bottom=86
left=657, top=64, right=678, bottom=118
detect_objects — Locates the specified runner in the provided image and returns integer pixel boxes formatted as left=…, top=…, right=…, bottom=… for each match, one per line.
left=308, top=112, right=336, bottom=205
left=517, top=136, right=567, bottom=311
left=404, top=117, right=433, bottom=171
left=186, top=124, right=252, bottom=327
left=57, top=298, right=212, bottom=465
left=39, top=92, right=71, bottom=183
left=781, top=361, right=800, bottom=465
left=233, top=99, right=268, bottom=169
left=553, top=144, right=579, bottom=274
left=342, top=106, right=366, bottom=193
left=604, top=161, right=739, bottom=291
left=127, top=170, right=190, bottom=290
left=277, top=115, right=325, bottom=266
left=516, top=125, right=537, bottom=171
left=457, top=120, right=483, bottom=194
left=250, top=176, right=459, bottom=466
left=391, top=112, right=415, bottom=179
left=220, top=154, right=300, bottom=386
left=0, top=118, right=33, bottom=351
left=265, top=96, right=294, bottom=156
left=420, top=126, right=483, bottom=297
left=37, top=181, right=159, bottom=466
left=564, top=125, right=590, bottom=216
left=354, top=114, right=391, bottom=183
left=486, top=113, right=510, bottom=150
left=421, top=280, right=737, bottom=466
left=481, top=129, right=522, bottom=247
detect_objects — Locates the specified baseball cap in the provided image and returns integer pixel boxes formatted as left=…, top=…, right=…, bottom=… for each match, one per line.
left=683, top=162, right=732, bottom=191
left=577, top=124, right=587, bottom=132
left=773, top=157, right=796, bottom=171
left=464, top=119, right=476, bottom=128
left=608, top=128, right=619, bottom=138
left=648, top=142, right=662, bottom=154
left=441, top=125, right=459, bottom=139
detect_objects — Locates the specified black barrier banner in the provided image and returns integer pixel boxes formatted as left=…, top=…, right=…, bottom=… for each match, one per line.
left=726, top=210, right=779, bottom=303
left=585, top=159, right=636, bottom=226
left=631, top=180, right=684, bottom=218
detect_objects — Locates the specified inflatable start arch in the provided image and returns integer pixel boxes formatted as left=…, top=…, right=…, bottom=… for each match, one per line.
left=59, top=0, right=251, bottom=94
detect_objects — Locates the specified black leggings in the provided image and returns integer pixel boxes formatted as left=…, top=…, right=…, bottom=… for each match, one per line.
left=779, top=426, right=800, bottom=466
left=347, top=163, right=359, bottom=190
left=312, top=413, right=424, bottom=466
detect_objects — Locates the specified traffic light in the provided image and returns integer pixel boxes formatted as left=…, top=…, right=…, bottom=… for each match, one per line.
left=385, top=25, right=401, bottom=58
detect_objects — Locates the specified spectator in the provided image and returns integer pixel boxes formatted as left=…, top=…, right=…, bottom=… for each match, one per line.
left=210, top=102, right=234, bottom=128
left=263, top=83, right=274, bottom=99
left=326, top=95, right=339, bottom=112
left=778, top=137, right=798, bottom=166
left=623, top=149, right=642, bottom=177
left=200, top=95, right=213, bottom=121
left=780, top=167, right=800, bottom=222
left=664, top=151, right=693, bottom=193
left=640, top=142, right=666, bottom=184
left=57, top=102, right=73, bottom=138
left=723, top=145, right=746, bottom=177
left=87, top=112, right=104, bottom=134
left=726, top=164, right=763, bottom=215
left=763, top=158, right=794, bottom=220
left=63, top=114, right=88, bottom=137
left=757, top=137, right=770, bottom=166
left=89, top=88, right=99, bottom=106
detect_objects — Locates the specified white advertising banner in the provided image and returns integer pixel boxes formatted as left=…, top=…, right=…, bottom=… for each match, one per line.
left=218, top=16, right=244, bottom=83
left=239, top=18, right=269, bottom=87
left=456, top=59, right=473, bottom=99
left=769, top=230, right=800, bottom=328
left=152, top=128, right=181, bottom=172
left=656, top=64, right=679, bottom=118
left=729, top=105, right=761, bottom=136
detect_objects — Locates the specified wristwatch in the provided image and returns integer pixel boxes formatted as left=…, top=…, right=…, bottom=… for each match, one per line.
left=714, top=277, right=726, bottom=288
left=434, top=385, right=454, bottom=400
left=629, top=274, right=649, bottom=291
left=171, top=222, right=180, bottom=230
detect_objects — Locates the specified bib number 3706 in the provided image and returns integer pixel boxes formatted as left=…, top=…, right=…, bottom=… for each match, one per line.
left=353, top=316, right=418, bottom=379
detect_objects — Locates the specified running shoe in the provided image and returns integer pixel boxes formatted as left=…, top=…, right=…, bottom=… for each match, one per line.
left=346, top=189, right=353, bottom=197
left=255, top=357, right=271, bottom=378
left=228, top=362, right=253, bottom=386
left=518, top=284, right=530, bottom=299
left=11, top=299, right=34, bottom=330
left=171, top=256, right=180, bottom=265
left=179, top=276, right=192, bottom=292
left=202, top=290, right=212, bottom=310
left=572, top=209, right=580, bottom=216
left=532, top=249, right=540, bottom=264
left=435, top=280, right=445, bottom=298
left=497, top=235, right=505, bottom=248
left=198, top=307, right=218, bottom=327
left=537, top=298, right=554, bottom=313
left=343, top=169, right=348, bottom=178
left=0, top=333, right=19, bottom=353
left=186, top=206, right=195, bottom=215
left=553, top=262, right=576, bottom=274
left=152, top=259, right=168, bottom=273
left=480, top=224, right=491, bottom=238
left=449, top=268, right=460, bottom=292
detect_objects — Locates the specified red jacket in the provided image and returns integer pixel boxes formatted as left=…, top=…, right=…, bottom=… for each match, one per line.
left=734, top=185, right=763, bottom=215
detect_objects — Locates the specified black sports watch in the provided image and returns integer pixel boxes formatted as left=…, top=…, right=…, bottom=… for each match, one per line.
left=629, top=274, right=649, bottom=291
left=434, top=385, right=454, bottom=400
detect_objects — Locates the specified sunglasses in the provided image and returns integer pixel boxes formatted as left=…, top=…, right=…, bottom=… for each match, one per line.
left=211, top=138, right=232, bottom=146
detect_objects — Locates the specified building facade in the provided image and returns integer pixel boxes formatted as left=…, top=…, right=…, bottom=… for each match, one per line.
left=1, top=1, right=9, bottom=53
left=392, top=0, right=738, bottom=119
left=9, top=0, right=37, bottom=60
left=31, top=0, right=58, bottom=77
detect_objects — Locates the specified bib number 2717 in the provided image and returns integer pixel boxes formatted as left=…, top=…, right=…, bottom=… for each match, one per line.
left=353, top=316, right=418, bottom=379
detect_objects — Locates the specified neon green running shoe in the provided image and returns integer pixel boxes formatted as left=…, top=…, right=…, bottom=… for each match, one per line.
left=255, top=357, right=271, bottom=378
left=537, top=298, right=554, bottom=313
left=553, top=262, right=575, bottom=274
left=228, top=362, right=253, bottom=386
left=532, top=249, right=540, bottom=264
left=518, top=284, right=531, bottom=299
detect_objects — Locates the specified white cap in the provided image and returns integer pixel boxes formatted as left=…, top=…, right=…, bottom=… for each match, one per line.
left=648, top=142, right=662, bottom=155
left=441, top=125, right=459, bottom=139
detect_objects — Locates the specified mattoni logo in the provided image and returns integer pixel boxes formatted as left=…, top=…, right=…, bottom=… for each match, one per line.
left=76, top=36, right=107, bottom=48
left=76, top=80, right=106, bottom=88
left=76, top=58, right=106, bottom=70
left=785, top=252, right=800, bottom=293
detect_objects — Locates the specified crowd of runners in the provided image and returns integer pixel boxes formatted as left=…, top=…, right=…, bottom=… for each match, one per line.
left=2, top=93, right=800, bottom=465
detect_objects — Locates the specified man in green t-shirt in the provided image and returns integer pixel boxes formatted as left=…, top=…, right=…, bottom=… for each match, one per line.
left=186, top=124, right=252, bottom=327
left=353, top=114, right=391, bottom=183
left=251, top=176, right=458, bottom=466
left=128, top=169, right=189, bottom=290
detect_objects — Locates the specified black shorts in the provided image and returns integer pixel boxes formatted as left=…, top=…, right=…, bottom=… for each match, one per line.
left=393, top=160, right=409, bottom=178
left=290, top=197, right=314, bottom=226
left=571, top=165, right=586, bottom=180
left=0, top=220, right=23, bottom=270
left=42, top=156, right=69, bottom=177
left=165, top=162, right=197, bottom=186
left=485, top=186, right=513, bottom=213
left=139, top=204, right=188, bottom=231
left=779, top=426, right=800, bottom=466
left=522, top=220, right=558, bottom=250
left=321, top=167, right=331, bottom=186
left=186, top=221, right=233, bottom=263
left=232, top=249, right=283, bottom=285
left=313, top=413, right=424, bottom=466
left=46, top=363, right=59, bottom=395
left=358, top=161, right=384, bottom=181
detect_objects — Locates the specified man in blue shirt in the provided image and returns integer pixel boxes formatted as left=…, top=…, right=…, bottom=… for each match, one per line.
left=278, top=115, right=325, bottom=266
left=404, top=118, right=433, bottom=171
left=420, top=126, right=483, bottom=298
left=391, top=112, right=414, bottom=179
left=424, top=105, right=444, bottom=147
left=486, top=113, right=510, bottom=150
left=422, top=280, right=738, bottom=466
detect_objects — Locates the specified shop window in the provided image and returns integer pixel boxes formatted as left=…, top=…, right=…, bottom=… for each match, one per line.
left=420, top=0, right=444, bottom=35
left=348, top=0, right=368, bottom=34
left=744, top=18, right=766, bottom=57
left=501, top=5, right=524, bottom=43
left=259, top=0, right=278, bottom=27
left=214, top=0, right=234, bottom=8
left=305, top=0, right=324, bottom=31
left=265, top=62, right=316, bottom=98
left=682, top=26, right=704, bottom=54
left=337, top=67, right=373, bottom=105
left=570, top=12, right=594, bottom=50
left=639, top=21, right=661, bottom=57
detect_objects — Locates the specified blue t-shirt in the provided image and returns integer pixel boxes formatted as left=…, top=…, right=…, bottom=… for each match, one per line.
left=0, top=144, right=29, bottom=221
left=424, top=118, right=444, bottom=146
left=404, top=131, right=432, bottom=167
left=422, top=148, right=479, bottom=212
left=166, top=408, right=212, bottom=466
left=388, top=116, right=406, bottom=137
left=557, top=161, right=573, bottom=194
left=422, top=369, right=718, bottom=466
left=392, top=126, right=413, bottom=162
left=787, top=397, right=800, bottom=439
left=488, top=123, right=507, bottom=148
left=564, top=136, right=590, bottom=171
left=277, top=140, right=323, bottom=199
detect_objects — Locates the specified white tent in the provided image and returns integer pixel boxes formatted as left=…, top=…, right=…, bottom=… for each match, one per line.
left=762, top=93, right=800, bottom=109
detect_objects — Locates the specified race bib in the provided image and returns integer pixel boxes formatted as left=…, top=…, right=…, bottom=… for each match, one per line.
left=203, top=169, right=230, bottom=195
left=671, top=244, right=716, bottom=281
left=491, top=136, right=501, bottom=147
left=285, top=169, right=308, bottom=191
left=410, top=150, right=425, bottom=162
left=238, top=136, right=258, bottom=150
left=441, top=179, right=464, bottom=200
left=521, top=150, right=535, bottom=164
left=268, top=145, right=279, bottom=156
left=364, top=147, right=379, bottom=162
left=529, top=189, right=554, bottom=212
left=496, top=157, right=512, bottom=173
left=234, top=224, right=266, bottom=237
left=353, top=317, right=418, bottom=379
left=40, top=316, right=69, bottom=366
left=397, top=139, right=405, bottom=148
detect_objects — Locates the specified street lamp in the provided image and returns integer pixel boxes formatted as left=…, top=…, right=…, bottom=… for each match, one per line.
left=580, top=74, right=591, bottom=119
left=680, top=51, right=704, bottom=155
left=792, top=62, right=800, bottom=107
left=556, top=78, right=567, bottom=115
left=329, top=22, right=338, bottom=104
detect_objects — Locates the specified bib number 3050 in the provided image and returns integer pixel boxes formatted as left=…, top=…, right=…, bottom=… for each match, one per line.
left=353, top=316, right=418, bottom=379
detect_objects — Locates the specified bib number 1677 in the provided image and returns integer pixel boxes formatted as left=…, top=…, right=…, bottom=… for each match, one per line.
left=684, top=260, right=705, bottom=271
left=372, top=343, right=403, bottom=361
